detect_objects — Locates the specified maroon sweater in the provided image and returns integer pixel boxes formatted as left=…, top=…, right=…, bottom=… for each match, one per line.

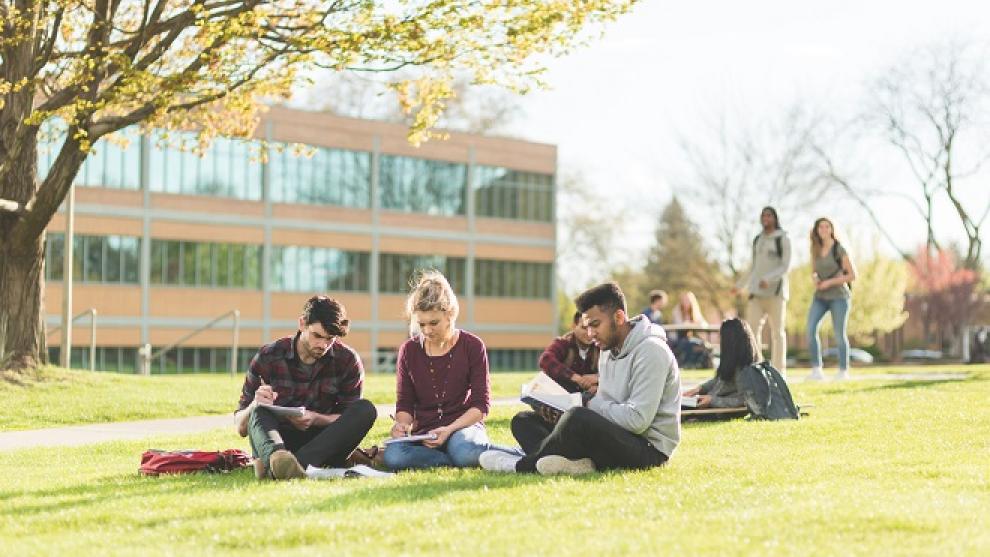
left=395, top=330, right=492, bottom=434
left=538, top=332, right=600, bottom=393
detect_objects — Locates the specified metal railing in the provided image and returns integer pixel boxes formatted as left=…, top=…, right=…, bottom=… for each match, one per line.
left=138, top=310, right=240, bottom=376
left=47, top=308, right=98, bottom=372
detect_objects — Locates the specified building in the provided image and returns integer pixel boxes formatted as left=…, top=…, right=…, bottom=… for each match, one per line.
left=40, top=106, right=557, bottom=373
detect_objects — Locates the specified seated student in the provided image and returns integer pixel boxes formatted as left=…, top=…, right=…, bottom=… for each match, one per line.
left=682, top=318, right=758, bottom=409
left=512, top=311, right=601, bottom=454
left=669, top=291, right=711, bottom=368
left=234, top=296, right=377, bottom=480
left=481, top=282, right=681, bottom=475
left=641, top=289, right=669, bottom=326
left=383, top=271, right=522, bottom=471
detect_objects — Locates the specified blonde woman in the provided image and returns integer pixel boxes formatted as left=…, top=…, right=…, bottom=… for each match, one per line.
left=383, top=270, right=522, bottom=470
left=807, top=218, right=857, bottom=380
left=670, top=291, right=710, bottom=368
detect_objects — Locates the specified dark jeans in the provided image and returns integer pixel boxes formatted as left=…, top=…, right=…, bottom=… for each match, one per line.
left=515, top=407, right=668, bottom=473
left=248, top=399, right=377, bottom=469
left=511, top=411, right=554, bottom=455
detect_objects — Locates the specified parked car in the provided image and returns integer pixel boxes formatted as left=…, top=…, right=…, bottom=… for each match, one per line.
left=900, top=349, right=944, bottom=361
left=823, top=347, right=874, bottom=364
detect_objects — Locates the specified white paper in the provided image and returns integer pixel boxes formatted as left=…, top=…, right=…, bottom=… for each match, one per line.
left=305, top=464, right=394, bottom=479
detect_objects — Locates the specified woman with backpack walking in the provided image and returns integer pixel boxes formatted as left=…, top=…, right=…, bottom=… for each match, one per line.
left=806, top=217, right=857, bottom=381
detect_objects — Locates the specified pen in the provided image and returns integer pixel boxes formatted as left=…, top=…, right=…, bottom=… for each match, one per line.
left=390, top=414, right=413, bottom=436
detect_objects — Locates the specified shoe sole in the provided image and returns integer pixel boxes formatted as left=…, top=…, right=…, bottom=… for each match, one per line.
left=269, top=451, right=305, bottom=480
left=479, top=450, right=520, bottom=473
left=536, top=455, right=595, bottom=475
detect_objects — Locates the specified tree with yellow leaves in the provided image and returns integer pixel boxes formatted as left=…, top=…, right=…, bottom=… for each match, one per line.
left=0, top=0, right=635, bottom=372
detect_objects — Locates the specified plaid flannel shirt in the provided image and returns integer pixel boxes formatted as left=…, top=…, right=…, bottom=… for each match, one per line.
left=236, top=332, right=364, bottom=415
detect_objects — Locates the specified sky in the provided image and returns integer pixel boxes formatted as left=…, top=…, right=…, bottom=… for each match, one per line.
left=501, top=0, right=990, bottom=268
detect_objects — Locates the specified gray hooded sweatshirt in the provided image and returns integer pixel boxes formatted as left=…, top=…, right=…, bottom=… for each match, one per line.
left=736, top=228, right=792, bottom=300
left=588, top=315, right=681, bottom=458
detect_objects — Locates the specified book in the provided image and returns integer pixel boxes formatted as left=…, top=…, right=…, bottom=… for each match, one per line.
left=520, top=372, right=582, bottom=413
left=382, top=433, right=439, bottom=445
left=681, top=395, right=700, bottom=408
left=305, top=464, right=394, bottom=479
left=256, top=403, right=306, bottom=418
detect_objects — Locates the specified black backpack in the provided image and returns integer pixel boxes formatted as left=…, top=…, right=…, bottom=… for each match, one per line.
left=736, top=361, right=799, bottom=420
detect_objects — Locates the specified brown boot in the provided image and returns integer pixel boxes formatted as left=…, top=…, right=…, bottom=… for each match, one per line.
left=253, top=458, right=270, bottom=481
left=345, top=445, right=383, bottom=469
left=269, top=450, right=305, bottom=480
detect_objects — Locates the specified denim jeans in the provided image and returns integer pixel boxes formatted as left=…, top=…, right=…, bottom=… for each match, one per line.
left=807, top=296, right=851, bottom=370
left=382, top=423, right=523, bottom=471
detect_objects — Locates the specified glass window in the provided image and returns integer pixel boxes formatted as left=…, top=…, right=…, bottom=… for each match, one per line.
left=474, top=259, right=552, bottom=299
left=270, top=144, right=371, bottom=208
left=380, top=155, right=466, bottom=216
left=378, top=254, right=465, bottom=294
left=149, top=131, right=262, bottom=200
left=270, top=245, right=370, bottom=293
left=474, top=166, right=554, bottom=222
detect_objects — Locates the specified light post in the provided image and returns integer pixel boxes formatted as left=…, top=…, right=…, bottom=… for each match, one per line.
left=60, top=184, right=75, bottom=368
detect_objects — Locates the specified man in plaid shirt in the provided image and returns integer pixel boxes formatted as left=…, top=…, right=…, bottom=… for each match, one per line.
left=234, top=295, right=377, bottom=480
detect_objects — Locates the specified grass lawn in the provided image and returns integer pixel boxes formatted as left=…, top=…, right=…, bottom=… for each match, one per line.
left=2, top=367, right=988, bottom=555
left=0, top=367, right=535, bottom=431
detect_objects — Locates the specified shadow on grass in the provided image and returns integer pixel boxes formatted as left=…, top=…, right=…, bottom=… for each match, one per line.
left=823, top=378, right=969, bottom=395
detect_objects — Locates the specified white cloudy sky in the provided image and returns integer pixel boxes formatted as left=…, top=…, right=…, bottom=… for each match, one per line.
left=503, top=0, right=990, bottom=266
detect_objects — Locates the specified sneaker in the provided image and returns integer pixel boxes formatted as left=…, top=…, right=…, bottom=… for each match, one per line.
left=834, top=369, right=851, bottom=381
left=535, top=455, right=596, bottom=475
left=479, top=450, right=522, bottom=473
left=269, top=450, right=306, bottom=480
left=253, top=458, right=270, bottom=481
left=807, top=367, right=825, bottom=381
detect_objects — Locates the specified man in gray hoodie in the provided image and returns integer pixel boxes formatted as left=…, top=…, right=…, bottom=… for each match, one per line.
left=480, top=282, right=681, bottom=475
left=732, top=206, right=791, bottom=376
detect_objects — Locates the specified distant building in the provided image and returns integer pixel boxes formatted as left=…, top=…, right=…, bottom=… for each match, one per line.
left=41, top=106, right=556, bottom=373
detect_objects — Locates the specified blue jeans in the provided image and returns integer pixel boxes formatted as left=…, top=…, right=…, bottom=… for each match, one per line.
left=807, top=296, right=851, bottom=370
left=382, top=423, right=523, bottom=471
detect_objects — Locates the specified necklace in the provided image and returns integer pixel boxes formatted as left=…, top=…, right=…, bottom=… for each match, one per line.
left=424, top=332, right=456, bottom=421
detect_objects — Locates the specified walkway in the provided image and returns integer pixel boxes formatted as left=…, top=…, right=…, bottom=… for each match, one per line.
left=0, top=372, right=968, bottom=452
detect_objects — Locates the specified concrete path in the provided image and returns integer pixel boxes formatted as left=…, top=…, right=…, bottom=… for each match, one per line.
left=0, top=372, right=968, bottom=453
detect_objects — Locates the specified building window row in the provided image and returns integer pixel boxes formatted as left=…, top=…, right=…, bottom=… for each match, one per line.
left=39, top=130, right=553, bottom=221
left=487, top=349, right=541, bottom=371
left=45, top=233, right=551, bottom=300
left=150, top=240, right=262, bottom=289
left=45, top=233, right=141, bottom=283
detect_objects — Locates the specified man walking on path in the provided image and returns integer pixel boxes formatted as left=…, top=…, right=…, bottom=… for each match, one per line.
left=234, top=295, right=377, bottom=480
left=732, top=206, right=792, bottom=376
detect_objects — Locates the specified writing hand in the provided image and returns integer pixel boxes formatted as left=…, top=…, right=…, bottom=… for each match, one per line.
left=254, top=384, right=276, bottom=406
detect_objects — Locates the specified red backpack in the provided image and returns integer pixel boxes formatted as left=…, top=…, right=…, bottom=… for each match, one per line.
left=139, top=449, right=251, bottom=476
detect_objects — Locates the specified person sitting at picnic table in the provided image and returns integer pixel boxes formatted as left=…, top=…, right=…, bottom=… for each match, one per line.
left=383, top=270, right=522, bottom=471
left=682, top=317, right=758, bottom=408
left=669, top=291, right=710, bottom=368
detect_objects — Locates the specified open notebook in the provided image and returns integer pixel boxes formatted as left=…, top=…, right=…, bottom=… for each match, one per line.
left=521, top=372, right=582, bottom=413
left=305, top=464, right=394, bottom=479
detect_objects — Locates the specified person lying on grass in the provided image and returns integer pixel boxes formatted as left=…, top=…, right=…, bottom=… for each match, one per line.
left=682, top=318, right=757, bottom=409
left=234, top=296, right=377, bottom=480
left=480, top=281, right=681, bottom=475
left=383, top=270, right=523, bottom=471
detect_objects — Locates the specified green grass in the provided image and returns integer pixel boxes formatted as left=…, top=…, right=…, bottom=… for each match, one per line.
left=2, top=368, right=989, bottom=555
left=0, top=368, right=535, bottom=431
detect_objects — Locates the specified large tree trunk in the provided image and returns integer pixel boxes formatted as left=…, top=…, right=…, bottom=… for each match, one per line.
left=0, top=234, right=46, bottom=372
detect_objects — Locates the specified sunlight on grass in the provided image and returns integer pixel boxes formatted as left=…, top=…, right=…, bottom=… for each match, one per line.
left=2, top=369, right=989, bottom=555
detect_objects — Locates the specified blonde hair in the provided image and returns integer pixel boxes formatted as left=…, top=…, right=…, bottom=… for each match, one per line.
left=678, top=291, right=706, bottom=325
left=406, top=270, right=459, bottom=334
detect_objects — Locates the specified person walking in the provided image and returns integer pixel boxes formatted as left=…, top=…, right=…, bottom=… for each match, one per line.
left=806, top=218, right=857, bottom=380
left=732, top=206, right=792, bottom=376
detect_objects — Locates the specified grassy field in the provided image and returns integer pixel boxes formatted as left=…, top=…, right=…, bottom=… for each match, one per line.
left=0, top=367, right=535, bottom=431
left=2, top=366, right=988, bottom=555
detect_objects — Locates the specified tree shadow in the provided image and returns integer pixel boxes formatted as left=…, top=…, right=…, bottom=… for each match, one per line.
left=824, top=378, right=969, bottom=395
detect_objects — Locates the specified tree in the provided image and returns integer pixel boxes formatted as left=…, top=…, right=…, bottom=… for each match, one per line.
left=906, top=246, right=982, bottom=351
left=0, top=0, right=635, bottom=373
left=677, top=104, right=824, bottom=277
left=627, top=197, right=731, bottom=319
left=815, top=39, right=990, bottom=269
left=306, top=72, right=524, bottom=135
left=556, top=169, right=623, bottom=297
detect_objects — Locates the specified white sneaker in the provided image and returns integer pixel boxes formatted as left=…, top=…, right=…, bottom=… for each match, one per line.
left=479, top=450, right=521, bottom=473
left=535, top=455, right=596, bottom=475
left=834, top=369, right=851, bottom=381
left=807, top=367, right=825, bottom=381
